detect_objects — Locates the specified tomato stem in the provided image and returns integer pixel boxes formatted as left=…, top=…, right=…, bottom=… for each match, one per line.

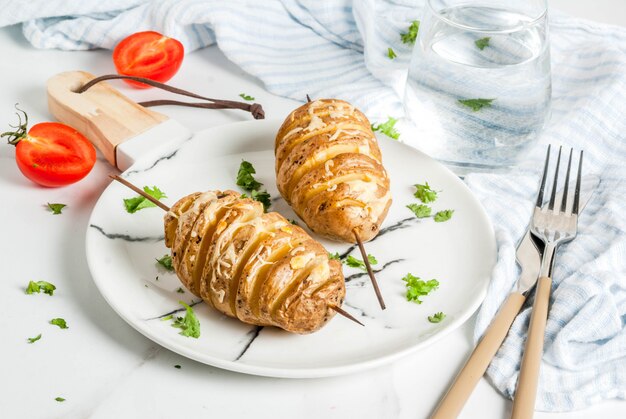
left=1, top=104, right=29, bottom=146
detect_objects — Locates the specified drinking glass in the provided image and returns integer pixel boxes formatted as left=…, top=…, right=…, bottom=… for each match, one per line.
left=403, top=0, right=550, bottom=173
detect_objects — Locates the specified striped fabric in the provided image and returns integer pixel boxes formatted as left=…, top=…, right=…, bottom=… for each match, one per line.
left=1, top=0, right=625, bottom=412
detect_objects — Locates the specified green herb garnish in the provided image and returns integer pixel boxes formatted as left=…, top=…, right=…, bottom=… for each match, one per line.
left=171, top=301, right=200, bottom=338
left=50, top=318, right=68, bottom=329
left=475, top=37, right=490, bottom=50
left=47, top=203, right=66, bottom=215
left=174, top=365, right=181, bottom=369
left=176, top=287, right=185, bottom=294
left=161, top=314, right=173, bottom=322
left=345, top=254, right=378, bottom=271
left=55, top=397, right=65, bottom=402
left=371, top=117, right=400, bottom=140
left=123, top=186, right=167, bottom=214
left=27, top=333, right=42, bottom=344
left=239, top=93, right=255, bottom=101
left=413, top=182, right=438, bottom=203
left=156, top=254, right=174, bottom=271
left=387, top=47, right=397, bottom=59
left=26, top=280, right=56, bottom=296
left=401, top=20, right=420, bottom=45
left=428, top=312, right=446, bottom=323
left=289, top=219, right=298, bottom=225
left=328, top=252, right=341, bottom=261
left=251, top=189, right=271, bottom=211
left=406, top=203, right=432, bottom=218
left=458, top=98, right=495, bottom=111
left=434, top=210, right=454, bottom=222
left=402, top=274, right=439, bottom=304
left=236, top=160, right=262, bottom=191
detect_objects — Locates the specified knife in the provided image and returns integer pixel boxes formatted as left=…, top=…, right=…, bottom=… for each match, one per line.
left=430, top=175, right=599, bottom=419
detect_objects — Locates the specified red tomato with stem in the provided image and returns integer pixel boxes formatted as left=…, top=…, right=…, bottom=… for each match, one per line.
left=113, top=31, right=184, bottom=89
left=2, top=109, right=96, bottom=187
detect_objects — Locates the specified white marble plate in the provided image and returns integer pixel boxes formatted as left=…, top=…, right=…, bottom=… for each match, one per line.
left=86, top=119, right=496, bottom=378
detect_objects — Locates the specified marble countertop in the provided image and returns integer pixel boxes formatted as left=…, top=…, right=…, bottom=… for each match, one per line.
left=1, top=3, right=625, bottom=418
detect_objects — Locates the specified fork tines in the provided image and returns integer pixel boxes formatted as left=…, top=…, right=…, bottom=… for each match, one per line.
left=535, top=145, right=584, bottom=215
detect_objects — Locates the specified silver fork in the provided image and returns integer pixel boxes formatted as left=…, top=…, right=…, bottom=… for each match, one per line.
left=511, top=145, right=583, bottom=419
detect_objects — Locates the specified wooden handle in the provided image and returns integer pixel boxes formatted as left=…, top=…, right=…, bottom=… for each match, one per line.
left=431, top=292, right=526, bottom=419
left=511, top=276, right=552, bottom=419
left=47, top=71, right=169, bottom=168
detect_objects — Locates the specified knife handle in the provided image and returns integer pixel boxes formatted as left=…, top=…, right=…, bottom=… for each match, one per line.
left=511, top=276, right=552, bottom=419
left=431, top=292, right=526, bottom=419
left=47, top=71, right=169, bottom=168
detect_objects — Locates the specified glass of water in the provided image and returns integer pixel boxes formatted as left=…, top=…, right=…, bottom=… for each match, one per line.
left=404, top=0, right=550, bottom=172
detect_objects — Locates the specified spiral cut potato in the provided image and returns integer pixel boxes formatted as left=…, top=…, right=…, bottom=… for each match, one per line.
left=163, top=190, right=345, bottom=334
left=275, top=99, right=392, bottom=242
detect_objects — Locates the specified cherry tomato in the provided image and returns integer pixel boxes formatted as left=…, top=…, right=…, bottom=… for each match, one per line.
left=3, top=111, right=96, bottom=187
left=113, top=31, right=184, bottom=89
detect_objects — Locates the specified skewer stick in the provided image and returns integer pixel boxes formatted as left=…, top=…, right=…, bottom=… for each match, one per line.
left=306, top=94, right=312, bottom=103
left=354, top=230, right=386, bottom=310
left=330, top=305, right=364, bottom=326
left=109, top=174, right=170, bottom=211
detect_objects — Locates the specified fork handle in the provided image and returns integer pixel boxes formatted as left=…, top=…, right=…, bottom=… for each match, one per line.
left=431, top=292, right=526, bottom=419
left=511, top=276, right=552, bottom=419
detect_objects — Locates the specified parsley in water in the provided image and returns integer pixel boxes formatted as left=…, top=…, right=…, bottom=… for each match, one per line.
left=458, top=98, right=495, bottom=111
left=475, top=37, right=490, bottom=50
left=387, top=47, right=397, bottom=59
left=401, top=20, right=420, bottom=45
left=371, top=117, right=400, bottom=140
left=123, top=186, right=167, bottom=214
left=402, top=274, right=439, bottom=304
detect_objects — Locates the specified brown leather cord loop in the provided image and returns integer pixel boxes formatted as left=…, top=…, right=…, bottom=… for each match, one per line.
left=76, top=74, right=265, bottom=120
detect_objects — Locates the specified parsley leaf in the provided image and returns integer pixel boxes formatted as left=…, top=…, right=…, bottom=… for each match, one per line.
left=50, top=318, right=68, bottom=329
left=161, top=314, right=173, bottom=321
left=428, top=312, right=446, bottom=323
left=236, top=160, right=262, bottom=191
left=239, top=93, right=255, bottom=101
left=434, top=210, right=454, bottom=222
left=251, top=189, right=271, bottom=211
left=328, top=252, right=341, bottom=261
left=387, top=47, right=397, bottom=59
left=55, top=397, right=65, bottom=402
left=458, top=98, right=495, bottom=111
left=407, top=203, right=432, bottom=218
left=402, top=273, right=439, bottom=304
left=28, top=333, right=42, bottom=344
left=371, top=117, right=400, bottom=140
left=156, top=254, right=174, bottom=271
left=123, top=186, right=167, bottom=214
left=289, top=219, right=298, bottom=225
left=174, top=365, right=181, bottom=369
left=345, top=254, right=378, bottom=271
left=413, top=182, right=438, bottom=203
left=401, top=20, right=420, bottom=45
left=47, top=203, right=66, bottom=215
left=171, top=301, right=200, bottom=338
left=475, top=37, right=490, bottom=50
left=25, top=280, right=56, bottom=296
left=176, top=287, right=185, bottom=294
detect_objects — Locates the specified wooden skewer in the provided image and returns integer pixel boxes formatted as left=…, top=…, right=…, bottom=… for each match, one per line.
left=110, top=173, right=364, bottom=327
left=354, top=230, right=386, bottom=310
left=306, top=94, right=312, bottom=103
left=109, top=174, right=171, bottom=211
left=330, top=305, right=364, bottom=326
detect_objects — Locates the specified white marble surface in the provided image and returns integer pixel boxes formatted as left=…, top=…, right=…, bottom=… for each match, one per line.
left=1, top=2, right=625, bottom=417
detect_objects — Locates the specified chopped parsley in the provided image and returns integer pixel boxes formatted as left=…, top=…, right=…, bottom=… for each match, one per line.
left=475, top=37, right=490, bottom=50
left=434, top=210, right=454, bottom=222
left=428, top=312, right=446, bottom=323
left=413, top=182, right=438, bottom=203
left=407, top=203, right=432, bottom=218
left=236, top=160, right=262, bottom=191
left=345, top=254, right=378, bottom=271
left=156, top=254, right=174, bottom=271
left=174, top=365, right=181, bottom=369
left=27, top=333, right=42, bottom=344
left=239, top=93, right=255, bottom=101
left=371, top=117, right=400, bottom=140
left=161, top=314, right=173, bottom=321
left=47, top=203, right=66, bottom=215
left=458, top=98, right=495, bottom=111
left=170, top=301, right=200, bottom=338
left=289, top=219, right=299, bottom=225
left=176, top=287, right=185, bottom=294
left=328, top=252, right=341, bottom=261
left=402, top=273, right=439, bottom=304
left=401, top=20, right=420, bottom=45
left=251, top=189, right=271, bottom=211
left=387, top=47, right=397, bottom=59
left=26, top=280, right=56, bottom=296
left=55, top=397, right=65, bottom=402
left=123, top=186, right=167, bottom=213
left=50, top=318, right=68, bottom=329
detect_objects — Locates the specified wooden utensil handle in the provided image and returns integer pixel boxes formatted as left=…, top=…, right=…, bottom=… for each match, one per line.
left=431, top=292, right=526, bottom=419
left=47, top=71, right=168, bottom=168
left=511, top=276, right=552, bottom=419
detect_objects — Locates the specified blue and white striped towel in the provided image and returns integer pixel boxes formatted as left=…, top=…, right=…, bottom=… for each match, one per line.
left=1, top=0, right=625, bottom=412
